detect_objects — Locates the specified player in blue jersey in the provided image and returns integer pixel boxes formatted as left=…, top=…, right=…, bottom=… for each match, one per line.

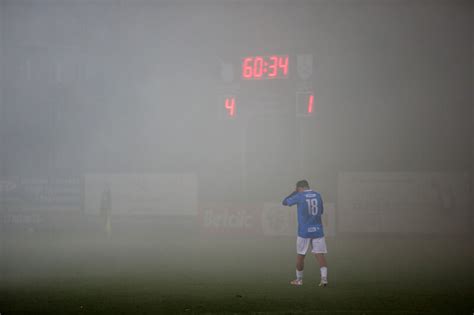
left=282, top=180, right=328, bottom=287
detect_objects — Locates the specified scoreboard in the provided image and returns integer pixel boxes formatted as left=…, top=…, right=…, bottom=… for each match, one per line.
left=241, top=55, right=289, bottom=80
left=218, top=54, right=315, bottom=119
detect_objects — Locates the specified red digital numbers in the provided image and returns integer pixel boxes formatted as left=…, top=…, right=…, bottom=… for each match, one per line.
left=253, top=57, right=263, bottom=78
left=307, top=94, right=314, bottom=114
left=268, top=55, right=278, bottom=78
left=278, top=55, right=288, bottom=76
left=297, top=92, right=314, bottom=116
left=241, top=55, right=289, bottom=80
left=224, top=97, right=236, bottom=117
left=242, top=58, right=253, bottom=79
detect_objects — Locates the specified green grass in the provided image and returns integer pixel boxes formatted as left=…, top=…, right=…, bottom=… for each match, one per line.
left=1, top=228, right=473, bottom=314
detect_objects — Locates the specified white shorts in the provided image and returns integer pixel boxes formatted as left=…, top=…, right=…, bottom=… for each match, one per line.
left=296, top=236, right=327, bottom=255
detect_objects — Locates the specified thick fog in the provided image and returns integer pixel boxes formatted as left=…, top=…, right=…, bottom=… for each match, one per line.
left=0, top=0, right=472, bottom=305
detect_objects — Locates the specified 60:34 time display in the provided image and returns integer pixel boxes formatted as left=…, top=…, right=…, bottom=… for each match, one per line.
left=242, top=55, right=289, bottom=80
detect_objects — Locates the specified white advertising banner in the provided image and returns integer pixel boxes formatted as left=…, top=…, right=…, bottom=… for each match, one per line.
left=337, top=172, right=470, bottom=235
left=84, top=173, right=198, bottom=216
left=1, top=176, right=82, bottom=212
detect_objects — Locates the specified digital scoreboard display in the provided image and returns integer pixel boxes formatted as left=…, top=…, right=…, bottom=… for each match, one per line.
left=241, top=55, right=289, bottom=80
left=219, top=53, right=314, bottom=119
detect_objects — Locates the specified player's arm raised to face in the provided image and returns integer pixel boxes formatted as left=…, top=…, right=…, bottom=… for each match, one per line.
left=282, top=191, right=299, bottom=206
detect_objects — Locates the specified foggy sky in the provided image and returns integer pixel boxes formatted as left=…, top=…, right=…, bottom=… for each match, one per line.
left=0, top=0, right=472, bottom=204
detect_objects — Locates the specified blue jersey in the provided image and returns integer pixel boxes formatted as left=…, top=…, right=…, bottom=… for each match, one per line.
left=282, top=190, right=324, bottom=238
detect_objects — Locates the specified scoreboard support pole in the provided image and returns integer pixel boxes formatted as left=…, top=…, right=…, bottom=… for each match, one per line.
left=241, top=119, right=248, bottom=199
left=297, top=121, right=305, bottom=179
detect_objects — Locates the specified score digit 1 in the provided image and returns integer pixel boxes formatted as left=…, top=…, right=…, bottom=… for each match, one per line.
left=307, top=94, right=314, bottom=114
left=225, top=97, right=236, bottom=118
left=296, top=92, right=314, bottom=116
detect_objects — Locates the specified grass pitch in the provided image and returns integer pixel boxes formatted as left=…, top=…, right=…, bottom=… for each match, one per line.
left=1, top=223, right=472, bottom=314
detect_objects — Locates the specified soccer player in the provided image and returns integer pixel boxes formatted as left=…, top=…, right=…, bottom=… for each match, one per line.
left=282, top=180, right=328, bottom=287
